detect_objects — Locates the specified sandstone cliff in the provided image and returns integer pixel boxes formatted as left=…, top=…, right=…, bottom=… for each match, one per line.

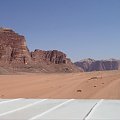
left=31, top=49, right=70, bottom=64
left=0, top=28, right=31, bottom=65
left=0, top=28, right=80, bottom=73
left=75, top=58, right=120, bottom=72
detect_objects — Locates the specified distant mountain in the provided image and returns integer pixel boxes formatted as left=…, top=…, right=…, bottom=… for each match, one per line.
left=74, top=58, right=120, bottom=72
left=0, top=27, right=81, bottom=73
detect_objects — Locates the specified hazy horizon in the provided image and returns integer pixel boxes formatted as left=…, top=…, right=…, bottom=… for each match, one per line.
left=0, top=0, right=120, bottom=62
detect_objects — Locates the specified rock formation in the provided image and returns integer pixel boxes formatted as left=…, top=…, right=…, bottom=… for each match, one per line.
left=0, top=27, right=80, bottom=73
left=75, top=58, right=120, bottom=72
left=0, top=28, right=31, bottom=65
left=31, top=49, right=70, bottom=64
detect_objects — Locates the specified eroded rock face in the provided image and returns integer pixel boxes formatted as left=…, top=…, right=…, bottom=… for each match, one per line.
left=0, top=28, right=31, bottom=65
left=30, top=49, right=79, bottom=72
left=74, top=58, right=95, bottom=71
left=0, top=28, right=80, bottom=73
left=75, top=58, right=120, bottom=72
left=31, top=49, right=70, bottom=64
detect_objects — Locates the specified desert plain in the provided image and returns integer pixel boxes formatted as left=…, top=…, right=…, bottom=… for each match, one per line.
left=0, top=70, right=120, bottom=99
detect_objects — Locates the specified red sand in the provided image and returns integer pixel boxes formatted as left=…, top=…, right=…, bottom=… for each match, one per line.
left=0, top=70, right=120, bottom=99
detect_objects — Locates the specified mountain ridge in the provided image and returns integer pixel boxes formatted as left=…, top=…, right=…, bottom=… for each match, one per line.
left=75, top=58, right=120, bottom=72
left=0, top=28, right=81, bottom=73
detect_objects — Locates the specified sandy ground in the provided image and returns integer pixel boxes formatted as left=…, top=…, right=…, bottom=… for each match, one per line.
left=0, top=70, right=120, bottom=99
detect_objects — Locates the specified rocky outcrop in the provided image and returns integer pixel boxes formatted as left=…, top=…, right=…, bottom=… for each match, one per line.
left=31, top=49, right=70, bottom=64
left=0, top=28, right=31, bottom=65
left=75, top=58, right=120, bottom=72
left=0, top=27, right=80, bottom=73
left=74, top=58, right=95, bottom=71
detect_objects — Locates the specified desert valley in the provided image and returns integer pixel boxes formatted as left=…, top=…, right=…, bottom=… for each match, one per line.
left=1, top=1, right=120, bottom=119
left=0, top=28, right=120, bottom=99
left=0, top=70, right=120, bottom=99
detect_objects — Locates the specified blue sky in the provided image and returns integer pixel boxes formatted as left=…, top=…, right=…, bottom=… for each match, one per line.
left=0, top=0, right=120, bottom=62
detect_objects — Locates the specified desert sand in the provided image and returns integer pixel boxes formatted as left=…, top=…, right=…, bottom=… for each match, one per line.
left=0, top=70, right=120, bottom=99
